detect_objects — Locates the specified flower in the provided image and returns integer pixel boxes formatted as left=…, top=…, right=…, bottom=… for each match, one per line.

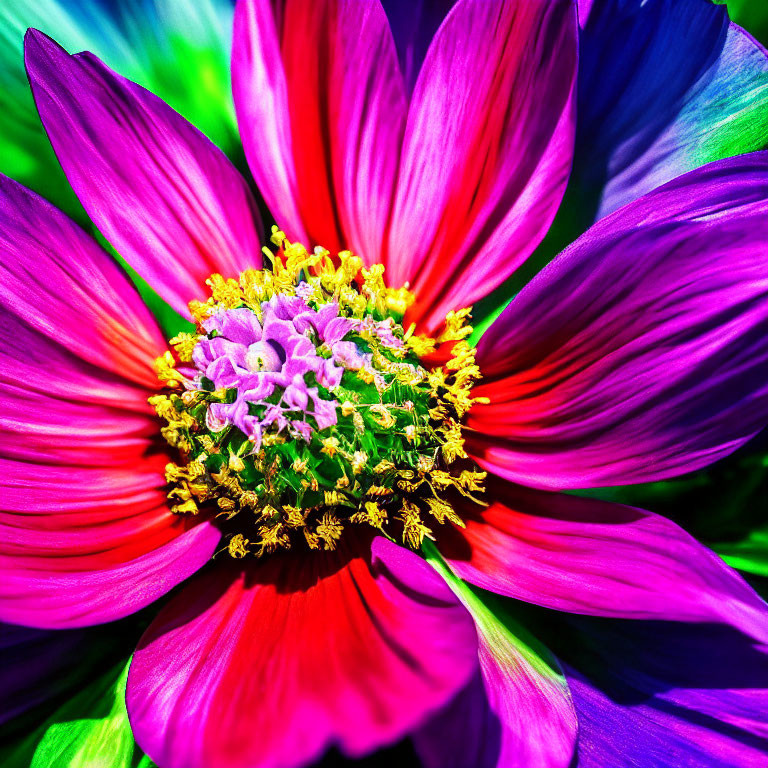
left=2, top=3, right=768, bottom=768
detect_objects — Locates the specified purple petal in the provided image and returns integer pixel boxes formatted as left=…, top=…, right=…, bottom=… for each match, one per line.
left=439, top=475, right=768, bottom=644
left=575, top=0, right=768, bottom=221
left=203, top=308, right=262, bottom=345
left=25, top=29, right=263, bottom=318
left=127, top=538, right=477, bottom=768
left=471, top=152, right=768, bottom=489
left=380, top=0, right=457, bottom=94
left=550, top=616, right=768, bottom=767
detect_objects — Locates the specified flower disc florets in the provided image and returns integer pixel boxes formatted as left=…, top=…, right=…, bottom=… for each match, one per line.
left=151, top=228, right=487, bottom=557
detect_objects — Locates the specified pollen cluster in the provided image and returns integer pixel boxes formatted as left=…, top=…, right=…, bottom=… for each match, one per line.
left=151, top=228, right=487, bottom=557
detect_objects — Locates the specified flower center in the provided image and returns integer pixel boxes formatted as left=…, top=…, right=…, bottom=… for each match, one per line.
left=151, top=228, right=487, bottom=557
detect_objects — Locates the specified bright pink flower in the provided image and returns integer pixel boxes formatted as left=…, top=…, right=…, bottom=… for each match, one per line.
left=2, top=2, right=768, bottom=767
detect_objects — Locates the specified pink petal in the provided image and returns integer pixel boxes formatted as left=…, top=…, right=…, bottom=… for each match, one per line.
left=439, top=475, right=768, bottom=644
left=25, top=30, right=263, bottom=318
left=577, top=0, right=594, bottom=26
left=0, top=177, right=161, bottom=466
left=0, top=174, right=164, bottom=387
left=127, top=537, right=478, bottom=768
left=1, top=457, right=185, bottom=569
left=0, top=176, right=161, bottom=466
left=0, top=381, right=219, bottom=628
left=386, top=0, right=577, bottom=332
left=0, top=174, right=220, bottom=628
left=0, top=523, right=220, bottom=630
left=470, top=152, right=768, bottom=489
left=233, top=0, right=406, bottom=261
left=414, top=586, right=577, bottom=768
left=0, top=382, right=157, bottom=467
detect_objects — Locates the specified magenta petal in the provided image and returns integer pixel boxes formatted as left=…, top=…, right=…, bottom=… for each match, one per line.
left=414, top=597, right=577, bottom=768
left=386, top=0, right=577, bottom=332
left=470, top=152, right=768, bottom=489
left=440, top=476, right=768, bottom=644
left=0, top=522, right=219, bottom=630
left=0, top=173, right=164, bottom=387
left=233, top=0, right=407, bottom=260
left=0, top=174, right=163, bottom=464
left=0, top=458, right=210, bottom=586
left=127, top=538, right=478, bottom=768
left=25, top=30, right=263, bottom=318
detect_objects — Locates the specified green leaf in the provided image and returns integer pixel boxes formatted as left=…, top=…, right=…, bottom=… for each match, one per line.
left=1, top=659, right=149, bottom=768
left=715, top=0, right=768, bottom=47
left=714, top=525, right=768, bottom=578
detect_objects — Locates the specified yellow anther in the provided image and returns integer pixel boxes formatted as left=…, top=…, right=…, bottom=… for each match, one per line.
left=217, top=497, right=237, bottom=514
left=228, top=534, right=249, bottom=558
left=369, top=404, right=396, bottom=429
left=417, top=455, right=434, bottom=473
left=284, top=506, right=306, bottom=528
left=357, top=368, right=375, bottom=385
left=269, top=225, right=287, bottom=247
left=425, top=496, right=463, bottom=526
left=164, top=462, right=187, bottom=483
left=406, top=334, right=437, bottom=357
left=206, top=274, right=242, bottom=308
left=259, top=504, right=280, bottom=521
left=228, top=453, right=245, bottom=473
left=351, top=451, right=368, bottom=475
left=189, top=298, right=214, bottom=323
left=383, top=286, right=414, bottom=316
left=458, top=469, right=487, bottom=492
left=437, top=307, right=473, bottom=343
left=353, top=500, right=387, bottom=528
left=169, top=332, right=199, bottom=362
left=398, top=501, right=434, bottom=548
left=172, top=498, right=199, bottom=515
left=316, top=512, right=344, bottom=550
left=240, top=490, right=260, bottom=507
left=367, top=485, right=394, bottom=496
left=256, top=522, right=289, bottom=555
left=154, top=351, right=181, bottom=388
left=321, top=436, right=340, bottom=457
